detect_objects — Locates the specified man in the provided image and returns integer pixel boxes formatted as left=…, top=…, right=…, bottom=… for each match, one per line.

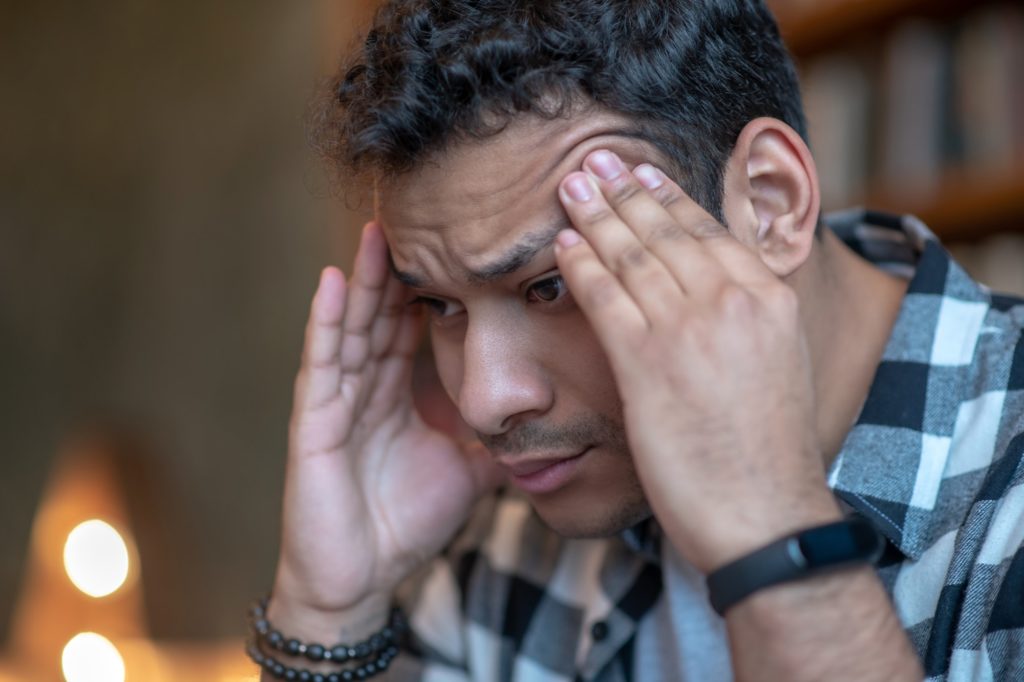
left=252, top=1, right=1024, bottom=680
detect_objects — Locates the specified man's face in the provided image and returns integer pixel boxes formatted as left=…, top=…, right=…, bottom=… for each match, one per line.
left=378, top=111, right=672, bottom=537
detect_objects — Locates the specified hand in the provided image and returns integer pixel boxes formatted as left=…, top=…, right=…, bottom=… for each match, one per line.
left=554, top=151, right=840, bottom=573
left=272, top=222, right=503, bottom=617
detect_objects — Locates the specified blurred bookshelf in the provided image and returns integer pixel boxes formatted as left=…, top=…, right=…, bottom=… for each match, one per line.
left=769, top=0, right=1024, bottom=253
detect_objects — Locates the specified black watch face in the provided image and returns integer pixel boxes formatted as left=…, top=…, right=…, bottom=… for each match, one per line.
left=797, top=519, right=883, bottom=567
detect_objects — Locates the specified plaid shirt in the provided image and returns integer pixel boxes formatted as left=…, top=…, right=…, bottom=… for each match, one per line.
left=391, top=210, right=1024, bottom=681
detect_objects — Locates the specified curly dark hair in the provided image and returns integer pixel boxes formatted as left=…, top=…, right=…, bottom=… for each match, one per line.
left=311, top=0, right=806, bottom=222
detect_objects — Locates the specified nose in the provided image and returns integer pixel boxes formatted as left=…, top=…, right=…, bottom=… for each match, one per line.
left=456, top=317, right=553, bottom=436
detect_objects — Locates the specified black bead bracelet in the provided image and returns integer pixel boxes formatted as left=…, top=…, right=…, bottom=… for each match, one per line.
left=246, top=638, right=400, bottom=681
left=246, top=596, right=407, bottom=679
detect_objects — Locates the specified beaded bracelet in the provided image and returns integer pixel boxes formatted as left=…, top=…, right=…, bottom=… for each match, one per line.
left=249, top=597, right=407, bottom=665
left=246, top=638, right=400, bottom=681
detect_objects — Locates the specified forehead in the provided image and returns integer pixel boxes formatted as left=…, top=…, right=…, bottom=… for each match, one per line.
left=376, top=110, right=666, bottom=286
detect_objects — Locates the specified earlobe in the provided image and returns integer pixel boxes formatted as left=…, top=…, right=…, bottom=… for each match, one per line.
left=727, top=118, right=821, bottom=278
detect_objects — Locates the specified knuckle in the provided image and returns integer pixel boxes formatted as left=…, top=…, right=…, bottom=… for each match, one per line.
left=691, top=218, right=727, bottom=239
left=584, top=276, right=621, bottom=308
left=370, top=325, right=392, bottom=356
left=579, top=204, right=615, bottom=228
left=658, top=186, right=686, bottom=211
left=378, top=300, right=403, bottom=319
left=344, top=325, right=371, bottom=340
left=613, top=245, right=649, bottom=273
left=645, top=220, right=686, bottom=245
left=717, top=283, right=756, bottom=317
left=605, top=177, right=643, bottom=206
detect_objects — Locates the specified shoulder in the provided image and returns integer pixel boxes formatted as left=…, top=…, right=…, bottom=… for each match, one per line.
left=942, top=285, right=1024, bottom=485
left=905, top=290, right=1024, bottom=678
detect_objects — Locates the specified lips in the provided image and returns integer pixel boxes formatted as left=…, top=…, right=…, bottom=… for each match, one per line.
left=500, top=452, right=585, bottom=476
left=497, top=448, right=591, bottom=495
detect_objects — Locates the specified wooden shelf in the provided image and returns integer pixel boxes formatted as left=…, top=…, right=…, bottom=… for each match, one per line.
left=770, top=0, right=1024, bottom=241
left=857, top=164, right=1024, bottom=241
left=769, top=0, right=962, bottom=56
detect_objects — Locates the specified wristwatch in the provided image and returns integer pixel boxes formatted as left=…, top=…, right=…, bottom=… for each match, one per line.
left=706, top=516, right=885, bottom=616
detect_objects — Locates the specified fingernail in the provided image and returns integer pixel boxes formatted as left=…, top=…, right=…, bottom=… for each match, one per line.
left=634, top=164, right=664, bottom=190
left=556, top=229, right=582, bottom=249
left=564, top=174, right=594, bottom=202
left=586, top=150, right=623, bottom=181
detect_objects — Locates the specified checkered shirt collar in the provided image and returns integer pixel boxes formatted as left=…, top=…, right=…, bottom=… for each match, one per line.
left=825, top=209, right=994, bottom=561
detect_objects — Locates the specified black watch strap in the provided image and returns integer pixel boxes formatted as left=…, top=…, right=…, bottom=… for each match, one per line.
left=706, top=516, right=885, bottom=616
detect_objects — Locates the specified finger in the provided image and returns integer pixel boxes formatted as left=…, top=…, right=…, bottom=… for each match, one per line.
left=368, top=274, right=409, bottom=360
left=361, top=302, right=425, bottom=421
left=630, top=162, right=775, bottom=288
left=340, top=274, right=413, bottom=421
left=558, top=169, right=683, bottom=324
left=294, top=266, right=348, bottom=412
left=579, top=150, right=729, bottom=302
left=554, top=228, right=647, bottom=365
left=377, top=279, right=426, bottom=397
left=338, top=222, right=391, bottom=375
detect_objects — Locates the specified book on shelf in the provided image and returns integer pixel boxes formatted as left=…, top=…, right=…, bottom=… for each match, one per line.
left=802, top=55, right=871, bottom=210
left=797, top=2, right=1024, bottom=218
left=955, top=6, right=1024, bottom=171
left=876, top=20, right=949, bottom=198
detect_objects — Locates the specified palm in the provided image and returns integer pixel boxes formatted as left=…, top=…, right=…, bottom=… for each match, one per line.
left=275, top=223, right=499, bottom=612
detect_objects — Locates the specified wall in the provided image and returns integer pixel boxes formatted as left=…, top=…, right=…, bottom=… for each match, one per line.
left=0, top=0, right=374, bottom=640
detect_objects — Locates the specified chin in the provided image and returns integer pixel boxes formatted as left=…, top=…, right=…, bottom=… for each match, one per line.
left=531, top=496, right=652, bottom=539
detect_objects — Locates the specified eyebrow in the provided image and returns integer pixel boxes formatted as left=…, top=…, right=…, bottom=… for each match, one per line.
left=389, top=218, right=570, bottom=288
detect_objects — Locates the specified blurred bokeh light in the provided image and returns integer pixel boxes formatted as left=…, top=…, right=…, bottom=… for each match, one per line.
left=63, top=520, right=131, bottom=599
left=61, top=632, right=125, bottom=682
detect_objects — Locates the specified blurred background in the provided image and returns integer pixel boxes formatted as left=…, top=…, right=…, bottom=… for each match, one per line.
left=0, top=1, right=379, bottom=679
left=0, top=0, right=1021, bottom=680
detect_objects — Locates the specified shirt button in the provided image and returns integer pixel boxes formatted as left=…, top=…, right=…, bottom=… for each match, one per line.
left=591, top=620, right=609, bottom=642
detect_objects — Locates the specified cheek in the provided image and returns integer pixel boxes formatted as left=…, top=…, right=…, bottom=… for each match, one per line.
left=535, top=312, right=622, bottom=413
left=430, top=329, right=464, bottom=402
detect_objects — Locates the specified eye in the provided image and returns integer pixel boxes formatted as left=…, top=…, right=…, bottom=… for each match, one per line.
left=409, top=296, right=464, bottom=319
left=526, top=275, right=568, bottom=303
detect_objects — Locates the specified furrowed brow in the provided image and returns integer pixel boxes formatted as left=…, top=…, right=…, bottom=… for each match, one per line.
left=464, top=220, right=568, bottom=284
left=388, top=250, right=426, bottom=288
left=388, top=219, right=570, bottom=289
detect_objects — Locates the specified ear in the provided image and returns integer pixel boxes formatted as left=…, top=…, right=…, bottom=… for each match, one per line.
left=721, top=117, right=821, bottom=278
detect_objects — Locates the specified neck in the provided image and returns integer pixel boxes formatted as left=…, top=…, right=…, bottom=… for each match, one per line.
left=791, top=229, right=909, bottom=466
